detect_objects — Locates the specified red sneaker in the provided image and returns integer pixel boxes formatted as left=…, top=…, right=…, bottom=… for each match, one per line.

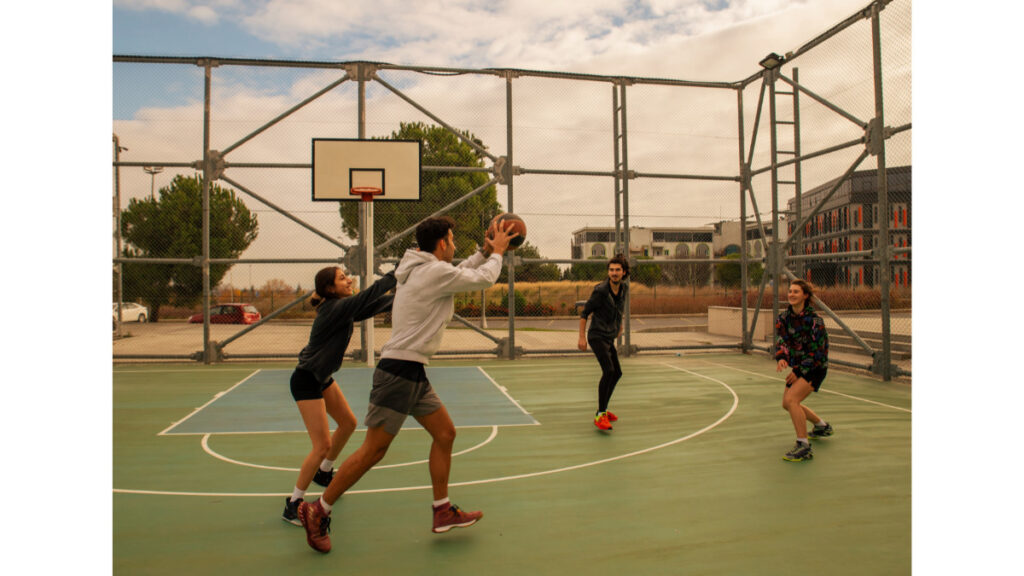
left=594, top=413, right=613, bottom=430
left=606, top=411, right=618, bottom=422
left=298, top=500, right=332, bottom=553
left=432, top=503, right=483, bottom=533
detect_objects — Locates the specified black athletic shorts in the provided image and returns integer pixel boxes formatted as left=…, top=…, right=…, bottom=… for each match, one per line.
left=788, top=366, right=827, bottom=392
left=364, top=358, right=443, bottom=435
left=290, top=368, right=334, bottom=401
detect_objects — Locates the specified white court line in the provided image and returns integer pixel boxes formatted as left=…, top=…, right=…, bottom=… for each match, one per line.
left=162, top=421, right=535, bottom=437
left=157, top=370, right=263, bottom=436
left=477, top=366, right=540, bottom=423
left=700, top=360, right=911, bottom=414
left=113, top=367, right=260, bottom=374
left=114, top=364, right=738, bottom=497
left=200, top=426, right=500, bottom=471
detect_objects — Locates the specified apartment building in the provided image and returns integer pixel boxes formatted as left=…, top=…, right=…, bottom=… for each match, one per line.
left=785, top=165, right=911, bottom=287
left=569, top=166, right=909, bottom=288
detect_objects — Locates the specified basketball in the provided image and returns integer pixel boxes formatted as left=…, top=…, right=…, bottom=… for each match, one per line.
left=488, top=212, right=526, bottom=249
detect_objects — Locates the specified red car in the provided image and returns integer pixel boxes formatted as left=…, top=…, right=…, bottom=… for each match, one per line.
left=188, top=303, right=262, bottom=324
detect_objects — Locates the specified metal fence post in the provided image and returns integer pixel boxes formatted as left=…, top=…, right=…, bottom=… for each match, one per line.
left=505, top=72, right=517, bottom=359
left=357, top=63, right=375, bottom=367
left=201, top=60, right=214, bottom=364
left=113, top=134, right=125, bottom=337
left=871, top=4, right=893, bottom=381
left=735, top=88, right=750, bottom=352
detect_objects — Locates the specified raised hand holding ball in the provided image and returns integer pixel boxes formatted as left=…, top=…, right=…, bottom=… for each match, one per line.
left=487, top=213, right=527, bottom=250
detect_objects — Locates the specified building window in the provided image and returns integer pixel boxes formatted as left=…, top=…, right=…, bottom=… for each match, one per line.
left=591, top=244, right=606, bottom=258
left=675, top=244, right=689, bottom=258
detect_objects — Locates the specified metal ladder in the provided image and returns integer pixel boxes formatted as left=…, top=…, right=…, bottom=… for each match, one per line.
left=772, top=68, right=803, bottom=279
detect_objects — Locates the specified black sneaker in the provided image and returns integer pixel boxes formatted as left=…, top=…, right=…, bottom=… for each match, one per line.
left=283, top=497, right=302, bottom=526
left=313, top=468, right=334, bottom=487
left=783, top=441, right=813, bottom=462
left=808, top=423, right=834, bottom=439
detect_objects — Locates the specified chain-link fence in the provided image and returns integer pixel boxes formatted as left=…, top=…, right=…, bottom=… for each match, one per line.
left=113, top=0, right=910, bottom=380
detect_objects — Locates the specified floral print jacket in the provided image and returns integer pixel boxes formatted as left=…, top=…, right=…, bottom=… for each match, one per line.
left=774, top=304, right=829, bottom=376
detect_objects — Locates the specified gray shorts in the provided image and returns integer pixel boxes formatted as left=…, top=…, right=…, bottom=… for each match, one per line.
left=365, top=358, right=443, bottom=435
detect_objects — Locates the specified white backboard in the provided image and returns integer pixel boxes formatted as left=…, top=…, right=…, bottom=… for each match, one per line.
left=312, top=138, right=422, bottom=201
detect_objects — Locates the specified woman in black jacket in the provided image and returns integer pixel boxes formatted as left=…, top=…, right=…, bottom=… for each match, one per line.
left=281, top=266, right=396, bottom=525
left=578, top=255, right=629, bottom=431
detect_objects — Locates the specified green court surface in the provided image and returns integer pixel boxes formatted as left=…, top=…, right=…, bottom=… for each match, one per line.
left=113, top=353, right=911, bottom=575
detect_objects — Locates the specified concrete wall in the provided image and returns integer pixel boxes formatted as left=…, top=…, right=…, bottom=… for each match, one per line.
left=707, top=306, right=774, bottom=341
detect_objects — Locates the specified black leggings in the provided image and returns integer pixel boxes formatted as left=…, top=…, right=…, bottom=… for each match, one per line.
left=589, top=336, right=622, bottom=414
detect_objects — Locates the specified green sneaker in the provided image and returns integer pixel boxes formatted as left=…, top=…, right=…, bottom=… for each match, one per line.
left=808, top=423, right=834, bottom=439
left=783, top=441, right=813, bottom=462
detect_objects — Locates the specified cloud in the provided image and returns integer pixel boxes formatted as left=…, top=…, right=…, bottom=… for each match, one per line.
left=116, top=0, right=856, bottom=72
left=187, top=5, right=220, bottom=25
left=113, top=0, right=910, bottom=289
left=114, top=0, right=241, bottom=24
left=114, top=0, right=192, bottom=13
left=233, top=0, right=832, bottom=68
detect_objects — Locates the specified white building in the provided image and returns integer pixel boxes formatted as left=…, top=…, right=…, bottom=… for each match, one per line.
left=571, top=221, right=784, bottom=262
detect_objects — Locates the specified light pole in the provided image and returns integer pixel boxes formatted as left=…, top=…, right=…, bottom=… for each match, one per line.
left=143, top=166, right=163, bottom=199
left=114, top=135, right=128, bottom=336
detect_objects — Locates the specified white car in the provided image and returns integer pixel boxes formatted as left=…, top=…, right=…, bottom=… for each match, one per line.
left=113, top=302, right=149, bottom=324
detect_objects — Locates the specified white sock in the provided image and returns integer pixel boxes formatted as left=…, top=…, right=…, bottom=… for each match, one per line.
left=797, top=438, right=810, bottom=445
left=291, top=487, right=305, bottom=502
left=433, top=497, right=450, bottom=508
left=319, top=459, right=334, bottom=472
left=815, top=420, right=827, bottom=428
left=320, top=497, right=333, bottom=513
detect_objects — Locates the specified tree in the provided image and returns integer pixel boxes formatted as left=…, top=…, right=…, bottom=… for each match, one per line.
left=119, top=174, right=258, bottom=321
left=261, top=278, right=291, bottom=294
left=339, top=122, right=503, bottom=260
left=499, top=241, right=561, bottom=283
left=565, top=258, right=608, bottom=281
left=631, top=257, right=663, bottom=287
left=260, top=278, right=293, bottom=309
left=714, top=253, right=764, bottom=288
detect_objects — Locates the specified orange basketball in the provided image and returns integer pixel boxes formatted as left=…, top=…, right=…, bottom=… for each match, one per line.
left=488, top=212, right=526, bottom=249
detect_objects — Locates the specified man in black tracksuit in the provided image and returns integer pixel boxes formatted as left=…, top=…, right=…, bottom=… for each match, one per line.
left=578, top=254, right=629, bottom=431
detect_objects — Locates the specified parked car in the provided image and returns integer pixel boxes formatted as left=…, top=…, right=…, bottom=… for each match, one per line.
left=113, top=302, right=149, bottom=323
left=188, top=303, right=262, bottom=325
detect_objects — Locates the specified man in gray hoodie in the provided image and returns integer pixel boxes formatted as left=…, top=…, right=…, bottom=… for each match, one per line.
left=298, top=215, right=518, bottom=553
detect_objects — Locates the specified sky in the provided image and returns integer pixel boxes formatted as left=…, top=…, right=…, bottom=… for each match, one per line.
left=110, top=0, right=914, bottom=297
left=112, top=0, right=853, bottom=67
left=10, top=0, right=1024, bottom=572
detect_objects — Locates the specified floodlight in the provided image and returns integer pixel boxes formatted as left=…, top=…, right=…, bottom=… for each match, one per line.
left=759, top=52, right=785, bottom=70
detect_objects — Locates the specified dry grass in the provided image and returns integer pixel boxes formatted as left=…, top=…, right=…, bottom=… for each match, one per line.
left=159, top=282, right=910, bottom=320
left=455, top=282, right=910, bottom=316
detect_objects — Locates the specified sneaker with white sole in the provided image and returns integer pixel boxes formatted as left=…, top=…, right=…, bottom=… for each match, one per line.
left=432, top=503, right=483, bottom=533
left=782, top=441, right=813, bottom=462
left=298, top=500, right=332, bottom=553
left=282, top=497, right=302, bottom=526
left=808, top=423, right=834, bottom=439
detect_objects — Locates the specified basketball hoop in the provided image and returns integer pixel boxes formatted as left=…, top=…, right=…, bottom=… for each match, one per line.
left=351, top=187, right=383, bottom=202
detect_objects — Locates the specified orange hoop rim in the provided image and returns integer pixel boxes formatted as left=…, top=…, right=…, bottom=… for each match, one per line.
left=350, top=187, right=383, bottom=195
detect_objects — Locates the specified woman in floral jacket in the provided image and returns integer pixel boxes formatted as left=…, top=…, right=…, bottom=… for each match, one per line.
left=775, top=279, right=834, bottom=462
